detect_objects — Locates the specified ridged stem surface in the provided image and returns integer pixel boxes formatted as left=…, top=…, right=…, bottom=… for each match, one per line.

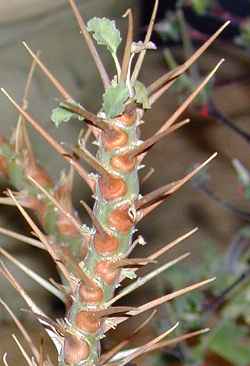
left=60, top=109, right=142, bottom=365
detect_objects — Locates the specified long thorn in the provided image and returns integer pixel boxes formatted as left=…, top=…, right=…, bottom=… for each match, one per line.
left=67, top=0, right=110, bottom=88
left=0, top=247, right=65, bottom=301
left=61, top=102, right=107, bottom=130
left=131, top=0, right=159, bottom=82
left=100, top=311, right=157, bottom=365
left=107, top=253, right=190, bottom=306
left=22, top=52, right=40, bottom=109
left=75, top=145, right=110, bottom=180
left=148, top=227, right=198, bottom=261
left=136, top=153, right=217, bottom=212
left=0, top=197, right=29, bottom=207
left=0, top=227, right=39, bottom=250
left=148, top=21, right=230, bottom=94
left=0, top=263, right=63, bottom=355
left=150, top=328, right=210, bottom=353
left=119, top=322, right=179, bottom=366
left=6, top=190, right=73, bottom=287
left=22, top=42, right=73, bottom=101
left=121, top=9, right=134, bottom=81
left=94, top=306, right=135, bottom=318
left=141, top=167, right=155, bottom=185
left=0, top=298, right=40, bottom=363
left=129, top=277, right=216, bottom=316
left=12, top=334, right=33, bottom=366
left=1, top=88, right=94, bottom=191
left=131, top=118, right=190, bottom=158
left=154, top=59, right=224, bottom=129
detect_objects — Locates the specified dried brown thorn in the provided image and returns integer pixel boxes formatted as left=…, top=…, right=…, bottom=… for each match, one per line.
left=148, top=21, right=230, bottom=95
left=121, top=9, right=134, bottom=81
left=67, top=0, right=110, bottom=88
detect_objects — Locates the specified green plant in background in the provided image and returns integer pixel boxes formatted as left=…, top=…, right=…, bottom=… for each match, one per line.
left=154, top=5, right=250, bottom=365
left=0, top=1, right=229, bottom=365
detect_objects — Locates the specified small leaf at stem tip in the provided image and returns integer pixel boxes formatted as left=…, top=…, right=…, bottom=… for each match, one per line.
left=51, top=102, right=84, bottom=127
left=134, top=81, right=151, bottom=109
left=87, top=17, right=122, bottom=55
left=102, top=82, right=129, bottom=118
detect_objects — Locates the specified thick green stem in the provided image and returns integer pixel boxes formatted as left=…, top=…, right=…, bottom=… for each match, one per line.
left=60, top=108, right=142, bottom=365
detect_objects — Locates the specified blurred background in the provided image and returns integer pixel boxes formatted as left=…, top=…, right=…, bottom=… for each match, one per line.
left=0, top=1, right=250, bottom=365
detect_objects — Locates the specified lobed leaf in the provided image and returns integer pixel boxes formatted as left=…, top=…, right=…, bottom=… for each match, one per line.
left=51, top=102, right=84, bottom=127
left=87, top=17, right=121, bottom=55
left=102, top=82, right=129, bottom=118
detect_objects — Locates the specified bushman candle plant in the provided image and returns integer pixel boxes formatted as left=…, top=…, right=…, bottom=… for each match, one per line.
left=0, top=1, right=229, bottom=365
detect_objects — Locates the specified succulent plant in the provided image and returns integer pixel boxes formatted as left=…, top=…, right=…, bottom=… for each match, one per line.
left=0, top=1, right=229, bottom=365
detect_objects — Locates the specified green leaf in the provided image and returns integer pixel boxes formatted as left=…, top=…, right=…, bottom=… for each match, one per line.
left=87, top=17, right=121, bottom=55
left=51, top=102, right=84, bottom=127
left=134, top=81, right=151, bottom=109
left=102, top=82, right=129, bottom=118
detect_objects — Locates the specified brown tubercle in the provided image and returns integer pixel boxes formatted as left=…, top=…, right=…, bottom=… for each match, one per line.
left=108, top=207, right=133, bottom=233
left=99, top=175, right=127, bottom=200
left=102, top=127, right=128, bottom=151
left=79, top=282, right=104, bottom=304
left=64, top=334, right=90, bottom=364
left=111, top=153, right=136, bottom=173
left=75, top=311, right=101, bottom=333
left=94, top=233, right=119, bottom=255
left=95, top=260, right=120, bottom=285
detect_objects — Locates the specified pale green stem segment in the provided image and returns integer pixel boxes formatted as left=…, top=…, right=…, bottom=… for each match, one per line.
left=59, top=110, right=141, bottom=366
